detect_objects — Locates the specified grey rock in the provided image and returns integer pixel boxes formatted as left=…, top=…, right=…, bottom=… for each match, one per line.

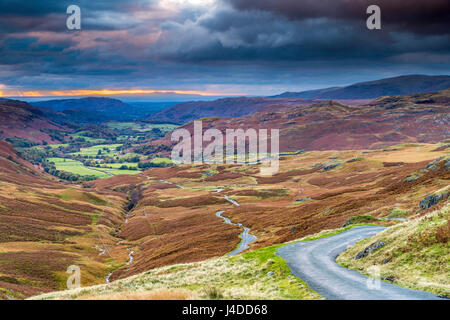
left=295, top=197, right=311, bottom=203
left=323, top=161, right=342, bottom=171
left=426, top=157, right=443, bottom=170
left=381, top=276, right=397, bottom=282
left=382, top=257, right=392, bottom=264
left=355, top=241, right=385, bottom=260
left=267, top=271, right=274, bottom=277
left=405, top=175, right=419, bottom=182
left=420, top=193, right=448, bottom=210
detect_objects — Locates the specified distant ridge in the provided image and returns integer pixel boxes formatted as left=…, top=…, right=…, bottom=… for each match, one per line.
left=273, top=75, right=450, bottom=99
left=32, top=97, right=131, bottom=112
left=31, top=97, right=175, bottom=124
left=0, top=99, right=63, bottom=144
left=147, top=97, right=319, bottom=124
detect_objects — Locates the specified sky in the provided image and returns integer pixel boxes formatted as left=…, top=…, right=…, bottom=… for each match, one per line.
left=0, top=0, right=449, bottom=99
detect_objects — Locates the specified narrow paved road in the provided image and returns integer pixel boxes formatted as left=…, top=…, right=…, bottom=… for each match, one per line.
left=277, top=226, right=442, bottom=300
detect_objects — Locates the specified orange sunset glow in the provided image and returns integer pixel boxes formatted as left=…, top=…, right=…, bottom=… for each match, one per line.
left=0, top=88, right=240, bottom=98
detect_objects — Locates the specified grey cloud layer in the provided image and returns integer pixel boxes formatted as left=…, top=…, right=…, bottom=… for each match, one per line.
left=226, top=0, right=450, bottom=34
left=0, top=0, right=448, bottom=93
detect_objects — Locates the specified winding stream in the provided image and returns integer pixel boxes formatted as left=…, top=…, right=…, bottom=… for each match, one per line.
left=106, top=180, right=257, bottom=284
left=105, top=193, right=139, bottom=284
left=224, top=195, right=240, bottom=207
left=216, top=210, right=257, bottom=256
left=159, top=179, right=184, bottom=189
left=105, top=248, right=134, bottom=284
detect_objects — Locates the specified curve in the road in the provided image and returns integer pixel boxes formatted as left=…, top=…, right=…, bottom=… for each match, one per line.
left=277, top=225, right=442, bottom=300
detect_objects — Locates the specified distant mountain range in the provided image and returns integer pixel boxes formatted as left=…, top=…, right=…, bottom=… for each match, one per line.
left=5, top=74, right=449, bottom=131
left=273, top=75, right=450, bottom=99
left=31, top=97, right=177, bottom=125
left=32, top=97, right=131, bottom=112
left=147, top=97, right=320, bottom=124
left=148, top=75, right=450, bottom=123
left=145, top=89, right=450, bottom=153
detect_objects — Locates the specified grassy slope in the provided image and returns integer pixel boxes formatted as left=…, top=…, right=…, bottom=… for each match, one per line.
left=106, top=122, right=178, bottom=132
left=71, top=144, right=123, bottom=157
left=47, top=158, right=110, bottom=178
left=30, top=224, right=381, bottom=300
left=337, top=202, right=449, bottom=297
left=47, top=158, right=142, bottom=177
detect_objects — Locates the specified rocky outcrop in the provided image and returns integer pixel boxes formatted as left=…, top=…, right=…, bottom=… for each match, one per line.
left=354, top=241, right=385, bottom=260
left=420, top=193, right=449, bottom=210
left=323, top=161, right=342, bottom=171
left=426, top=157, right=444, bottom=170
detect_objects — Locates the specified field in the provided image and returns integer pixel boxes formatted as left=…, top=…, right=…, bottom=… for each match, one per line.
left=71, top=144, right=124, bottom=157
left=106, top=122, right=178, bottom=132
left=149, top=157, right=173, bottom=165
left=47, top=158, right=111, bottom=178
left=70, top=132, right=107, bottom=144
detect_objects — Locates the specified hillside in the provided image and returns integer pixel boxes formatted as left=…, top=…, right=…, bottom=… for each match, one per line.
left=274, top=75, right=450, bottom=99
left=143, top=90, right=450, bottom=153
left=0, top=141, right=129, bottom=299
left=32, top=97, right=171, bottom=125
left=31, top=229, right=340, bottom=300
left=32, top=185, right=450, bottom=300
left=32, top=97, right=131, bottom=112
left=147, top=97, right=319, bottom=124
left=66, top=143, right=449, bottom=287
left=1, top=137, right=448, bottom=299
left=0, top=99, right=64, bottom=144
left=0, top=91, right=448, bottom=300
left=337, top=201, right=449, bottom=297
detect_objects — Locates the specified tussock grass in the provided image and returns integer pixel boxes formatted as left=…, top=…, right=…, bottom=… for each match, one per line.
left=31, top=251, right=322, bottom=300
left=337, top=202, right=449, bottom=297
left=77, top=289, right=196, bottom=300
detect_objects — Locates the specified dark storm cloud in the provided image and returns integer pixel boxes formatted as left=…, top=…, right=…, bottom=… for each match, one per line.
left=152, top=4, right=449, bottom=63
left=0, top=0, right=158, bottom=33
left=0, top=0, right=448, bottom=95
left=226, top=0, right=450, bottom=34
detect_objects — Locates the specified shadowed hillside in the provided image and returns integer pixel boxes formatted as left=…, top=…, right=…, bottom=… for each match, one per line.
left=0, top=99, right=64, bottom=144
left=274, top=75, right=450, bottom=99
